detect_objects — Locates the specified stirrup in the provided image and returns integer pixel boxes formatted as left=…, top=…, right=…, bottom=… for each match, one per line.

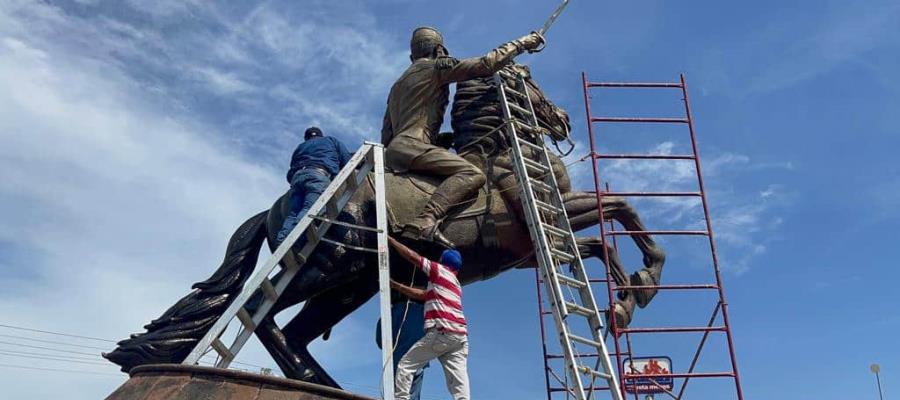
left=401, top=222, right=456, bottom=249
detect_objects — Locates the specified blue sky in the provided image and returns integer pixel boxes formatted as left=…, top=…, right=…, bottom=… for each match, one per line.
left=0, top=0, right=897, bottom=399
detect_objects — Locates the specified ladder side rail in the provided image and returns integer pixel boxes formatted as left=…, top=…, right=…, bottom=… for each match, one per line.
left=583, top=73, right=745, bottom=400
left=517, top=75, right=623, bottom=399
left=505, top=73, right=626, bottom=400
left=372, top=145, right=395, bottom=400
left=495, top=73, right=588, bottom=397
left=183, top=143, right=376, bottom=366
left=680, top=74, right=744, bottom=400
left=520, top=78, right=605, bottom=334
left=217, top=163, right=374, bottom=368
left=495, top=74, right=569, bottom=320
left=221, top=155, right=373, bottom=367
left=534, top=266, right=553, bottom=400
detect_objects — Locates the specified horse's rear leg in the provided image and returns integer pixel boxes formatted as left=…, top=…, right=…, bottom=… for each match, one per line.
left=255, top=276, right=377, bottom=388
left=564, top=192, right=666, bottom=308
left=243, top=258, right=364, bottom=386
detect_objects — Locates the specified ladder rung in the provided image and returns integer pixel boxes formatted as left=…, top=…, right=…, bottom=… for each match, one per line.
left=319, top=237, right=379, bottom=253
left=522, top=158, right=550, bottom=175
left=568, top=334, right=604, bottom=349
left=549, top=248, right=575, bottom=264
left=236, top=308, right=255, bottom=330
left=529, top=179, right=553, bottom=193
left=535, top=200, right=563, bottom=215
left=311, top=215, right=383, bottom=232
left=578, top=366, right=612, bottom=380
left=564, top=302, right=596, bottom=318
left=546, top=353, right=603, bottom=359
left=210, top=338, right=233, bottom=359
left=591, top=117, right=688, bottom=124
left=542, top=223, right=570, bottom=238
left=557, top=274, right=586, bottom=289
left=619, top=326, right=727, bottom=334
left=504, top=86, right=529, bottom=101
left=517, top=138, right=544, bottom=152
left=605, top=230, right=709, bottom=236
left=514, top=121, right=541, bottom=136
left=594, top=153, right=695, bottom=160
left=549, top=386, right=612, bottom=393
left=587, top=81, right=682, bottom=88
left=260, top=278, right=279, bottom=301
left=603, top=191, right=701, bottom=197
left=508, top=102, right=534, bottom=118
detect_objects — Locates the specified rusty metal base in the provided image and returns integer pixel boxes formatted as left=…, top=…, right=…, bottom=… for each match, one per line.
left=105, top=364, right=376, bottom=400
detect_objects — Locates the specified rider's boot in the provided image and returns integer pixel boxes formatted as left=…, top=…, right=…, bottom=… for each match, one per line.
left=402, top=192, right=456, bottom=249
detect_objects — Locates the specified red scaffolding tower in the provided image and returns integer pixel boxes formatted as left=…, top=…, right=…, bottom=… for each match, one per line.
left=534, top=73, right=744, bottom=399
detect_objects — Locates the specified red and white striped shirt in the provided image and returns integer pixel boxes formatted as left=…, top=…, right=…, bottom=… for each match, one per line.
left=418, top=258, right=467, bottom=335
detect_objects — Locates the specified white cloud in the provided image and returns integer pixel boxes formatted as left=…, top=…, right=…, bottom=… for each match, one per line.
left=0, top=1, right=410, bottom=397
left=747, top=1, right=900, bottom=94
left=0, top=5, right=288, bottom=399
left=192, top=66, right=257, bottom=95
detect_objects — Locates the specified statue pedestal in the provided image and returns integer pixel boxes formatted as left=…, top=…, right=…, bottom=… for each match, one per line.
left=106, top=364, right=376, bottom=400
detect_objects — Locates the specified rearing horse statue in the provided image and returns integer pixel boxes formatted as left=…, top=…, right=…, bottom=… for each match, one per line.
left=103, top=64, right=665, bottom=389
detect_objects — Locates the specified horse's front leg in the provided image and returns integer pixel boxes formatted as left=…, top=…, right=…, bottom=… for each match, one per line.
left=575, top=236, right=638, bottom=329
left=563, top=191, right=666, bottom=309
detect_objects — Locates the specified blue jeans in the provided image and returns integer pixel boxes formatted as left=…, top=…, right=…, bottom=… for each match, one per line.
left=276, top=169, right=331, bottom=244
left=377, top=302, right=427, bottom=400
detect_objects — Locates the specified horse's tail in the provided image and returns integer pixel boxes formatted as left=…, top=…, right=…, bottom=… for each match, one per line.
left=103, top=211, right=269, bottom=372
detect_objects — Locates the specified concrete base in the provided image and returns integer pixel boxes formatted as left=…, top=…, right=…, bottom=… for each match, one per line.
left=106, top=364, right=376, bottom=400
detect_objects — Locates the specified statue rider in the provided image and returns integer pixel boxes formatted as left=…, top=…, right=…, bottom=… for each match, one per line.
left=381, top=27, right=545, bottom=248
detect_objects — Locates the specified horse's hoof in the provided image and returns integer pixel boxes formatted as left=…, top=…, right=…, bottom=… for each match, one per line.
left=631, top=269, right=658, bottom=309
left=607, top=301, right=633, bottom=334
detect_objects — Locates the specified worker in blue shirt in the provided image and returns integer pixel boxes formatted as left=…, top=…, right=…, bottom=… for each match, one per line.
left=276, top=127, right=353, bottom=245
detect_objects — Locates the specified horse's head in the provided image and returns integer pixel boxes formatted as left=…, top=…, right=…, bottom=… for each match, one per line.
left=513, top=64, right=571, bottom=143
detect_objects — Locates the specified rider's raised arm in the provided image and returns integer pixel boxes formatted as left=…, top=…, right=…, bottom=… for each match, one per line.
left=388, top=236, right=426, bottom=272
left=436, top=32, right=544, bottom=84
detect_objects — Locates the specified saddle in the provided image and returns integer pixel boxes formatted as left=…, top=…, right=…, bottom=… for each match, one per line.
left=376, top=171, right=508, bottom=248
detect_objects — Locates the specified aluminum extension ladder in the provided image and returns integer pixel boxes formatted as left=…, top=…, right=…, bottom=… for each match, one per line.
left=182, top=142, right=396, bottom=399
left=494, top=70, right=623, bottom=400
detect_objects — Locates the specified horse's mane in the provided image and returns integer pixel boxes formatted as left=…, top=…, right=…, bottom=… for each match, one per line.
left=450, top=63, right=570, bottom=155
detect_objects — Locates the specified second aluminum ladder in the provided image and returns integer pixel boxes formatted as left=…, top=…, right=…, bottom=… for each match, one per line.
left=494, top=70, right=622, bottom=400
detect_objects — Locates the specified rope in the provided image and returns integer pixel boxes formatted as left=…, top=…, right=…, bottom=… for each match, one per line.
left=379, top=272, right=418, bottom=397
left=0, top=323, right=116, bottom=343
left=0, top=362, right=122, bottom=377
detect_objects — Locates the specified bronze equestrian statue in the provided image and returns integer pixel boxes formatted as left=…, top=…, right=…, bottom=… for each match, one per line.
left=104, top=36, right=665, bottom=391
left=383, top=26, right=545, bottom=247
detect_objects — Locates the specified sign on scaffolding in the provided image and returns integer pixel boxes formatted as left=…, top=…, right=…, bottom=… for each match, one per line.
left=623, top=356, right=674, bottom=394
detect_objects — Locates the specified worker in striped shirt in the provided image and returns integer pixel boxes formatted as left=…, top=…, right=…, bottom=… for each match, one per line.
left=388, top=237, right=469, bottom=400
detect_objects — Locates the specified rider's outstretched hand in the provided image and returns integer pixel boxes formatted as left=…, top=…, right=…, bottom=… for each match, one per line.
left=515, top=31, right=546, bottom=52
